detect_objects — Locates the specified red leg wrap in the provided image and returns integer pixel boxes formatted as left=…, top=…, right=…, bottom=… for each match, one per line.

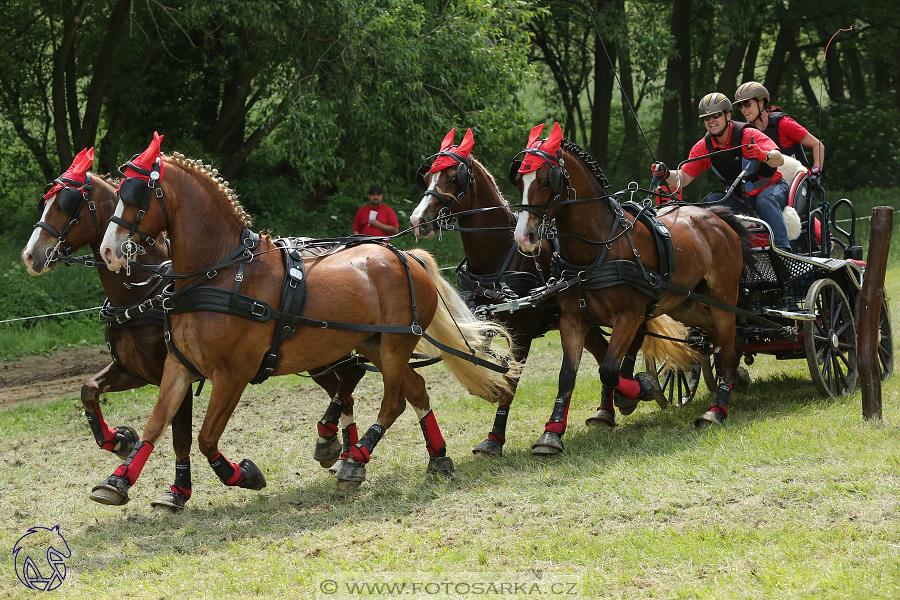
left=89, top=408, right=119, bottom=450
left=349, top=445, right=370, bottom=464
left=112, top=441, right=154, bottom=485
left=488, top=432, right=505, bottom=444
left=709, top=404, right=728, bottom=418
left=209, top=452, right=244, bottom=487
left=170, top=486, right=193, bottom=501
left=419, top=410, right=446, bottom=457
left=346, top=423, right=359, bottom=446
left=614, top=376, right=641, bottom=400
left=317, top=421, right=339, bottom=438
left=544, top=396, right=571, bottom=435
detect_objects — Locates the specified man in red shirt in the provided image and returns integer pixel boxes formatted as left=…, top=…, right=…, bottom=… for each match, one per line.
left=651, top=92, right=791, bottom=251
left=352, top=185, right=400, bottom=237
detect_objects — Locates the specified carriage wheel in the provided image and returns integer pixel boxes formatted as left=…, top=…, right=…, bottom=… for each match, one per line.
left=803, top=279, right=858, bottom=397
left=643, top=357, right=700, bottom=408
left=700, top=354, right=718, bottom=392
left=877, top=295, right=894, bottom=381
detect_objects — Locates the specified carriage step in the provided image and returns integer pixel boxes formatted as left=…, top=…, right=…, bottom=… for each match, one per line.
left=761, top=308, right=817, bottom=321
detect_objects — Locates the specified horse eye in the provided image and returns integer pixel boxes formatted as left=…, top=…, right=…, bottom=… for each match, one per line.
left=449, top=176, right=459, bottom=183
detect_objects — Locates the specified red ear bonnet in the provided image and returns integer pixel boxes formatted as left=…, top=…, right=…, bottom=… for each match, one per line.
left=124, top=131, right=166, bottom=181
left=43, top=147, right=95, bottom=199
left=517, top=122, right=563, bottom=174
left=428, top=128, right=474, bottom=173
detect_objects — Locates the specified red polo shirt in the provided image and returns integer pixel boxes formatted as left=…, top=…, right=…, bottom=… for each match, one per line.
left=353, top=203, right=399, bottom=237
left=683, top=122, right=782, bottom=196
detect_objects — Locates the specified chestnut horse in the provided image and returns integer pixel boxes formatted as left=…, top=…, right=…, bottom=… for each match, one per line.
left=410, top=128, right=693, bottom=455
left=511, top=124, right=754, bottom=438
left=95, top=141, right=519, bottom=505
left=21, top=149, right=369, bottom=510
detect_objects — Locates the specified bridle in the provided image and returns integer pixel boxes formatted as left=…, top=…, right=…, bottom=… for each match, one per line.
left=111, top=156, right=171, bottom=270
left=415, top=150, right=475, bottom=211
left=507, top=145, right=571, bottom=217
left=35, top=172, right=100, bottom=263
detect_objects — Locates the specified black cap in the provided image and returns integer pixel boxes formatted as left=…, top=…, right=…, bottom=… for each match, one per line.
left=368, top=185, right=383, bottom=194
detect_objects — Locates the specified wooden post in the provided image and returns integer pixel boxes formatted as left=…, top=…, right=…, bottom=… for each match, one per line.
left=858, top=206, right=894, bottom=420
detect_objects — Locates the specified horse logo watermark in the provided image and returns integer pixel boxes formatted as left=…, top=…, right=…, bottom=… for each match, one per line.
left=12, top=525, right=71, bottom=591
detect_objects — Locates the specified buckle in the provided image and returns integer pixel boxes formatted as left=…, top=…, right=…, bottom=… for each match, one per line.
left=206, top=270, right=217, bottom=280
left=250, top=302, right=266, bottom=317
left=578, top=298, right=586, bottom=308
left=411, top=324, right=423, bottom=336
left=235, top=273, right=243, bottom=282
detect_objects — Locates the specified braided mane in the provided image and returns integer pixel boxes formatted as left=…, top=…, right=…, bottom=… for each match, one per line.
left=166, top=152, right=253, bottom=226
left=560, top=138, right=611, bottom=190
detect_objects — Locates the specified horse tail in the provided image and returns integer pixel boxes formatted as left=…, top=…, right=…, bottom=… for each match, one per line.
left=641, top=314, right=702, bottom=372
left=706, top=205, right=759, bottom=278
left=407, top=249, right=523, bottom=402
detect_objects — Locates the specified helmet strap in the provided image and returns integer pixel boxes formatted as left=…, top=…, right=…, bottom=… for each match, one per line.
left=752, top=100, right=766, bottom=129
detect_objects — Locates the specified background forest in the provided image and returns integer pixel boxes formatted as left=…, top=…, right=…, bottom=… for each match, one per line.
left=0, top=0, right=897, bottom=329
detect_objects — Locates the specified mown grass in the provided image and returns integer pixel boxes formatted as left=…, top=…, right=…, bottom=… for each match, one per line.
left=0, top=271, right=897, bottom=599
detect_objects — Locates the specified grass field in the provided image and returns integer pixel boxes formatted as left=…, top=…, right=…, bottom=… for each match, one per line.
left=0, top=268, right=897, bottom=599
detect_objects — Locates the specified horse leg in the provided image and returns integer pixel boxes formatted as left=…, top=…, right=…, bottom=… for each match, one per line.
left=194, top=376, right=266, bottom=492
left=81, top=362, right=146, bottom=459
left=532, top=314, right=589, bottom=456
left=89, top=357, right=195, bottom=506
left=472, top=340, right=533, bottom=458
left=149, top=388, right=195, bottom=513
left=311, top=364, right=366, bottom=469
left=694, top=307, right=741, bottom=428
left=595, top=315, right=660, bottom=421
left=334, top=334, right=415, bottom=490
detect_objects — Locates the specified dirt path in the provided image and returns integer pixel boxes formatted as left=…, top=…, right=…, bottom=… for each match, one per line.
left=0, top=346, right=112, bottom=410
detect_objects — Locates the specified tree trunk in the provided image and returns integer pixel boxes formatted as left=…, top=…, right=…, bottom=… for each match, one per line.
left=763, top=20, right=792, bottom=97
left=591, top=0, right=615, bottom=165
left=51, top=0, right=88, bottom=170
left=677, top=0, right=692, bottom=154
left=742, top=28, right=762, bottom=83
left=818, top=24, right=845, bottom=102
left=657, top=0, right=691, bottom=164
left=844, top=47, right=867, bottom=106
left=787, top=34, right=818, bottom=107
left=76, top=0, right=131, bottom=153
left=716, top=37, right=748, bottom=98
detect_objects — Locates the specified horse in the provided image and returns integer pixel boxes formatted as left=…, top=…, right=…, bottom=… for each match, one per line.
left=94, top=135, right=520, bottom=504
left=510, top=123, right=754, bottom=442
left=20, top=148, right=368, bottom=511
left=410, top=128, right=697, bottom=456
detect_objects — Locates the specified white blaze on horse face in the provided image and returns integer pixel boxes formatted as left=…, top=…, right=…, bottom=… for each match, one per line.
left=514, top=171, right=538, bottom=252
left=99, top=200, right=128, bottom=271
left=410, top=171, right=440, bottom=238
left=22, top=194, right=57, bottom=271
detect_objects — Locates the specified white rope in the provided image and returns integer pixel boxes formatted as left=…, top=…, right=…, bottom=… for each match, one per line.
left=0, top=306, right=102, bottom=325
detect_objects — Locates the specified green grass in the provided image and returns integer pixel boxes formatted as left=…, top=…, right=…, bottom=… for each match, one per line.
left=0, top=272, right=897, bottom=598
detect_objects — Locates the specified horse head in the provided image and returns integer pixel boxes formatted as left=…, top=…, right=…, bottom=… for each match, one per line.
left=100, top=132, right=171, bottom=272
left=410, top=127, right=475, bottom=238
left=509, top=123, right=568, bottom=253
left=22, top=148, right=112, bottom=275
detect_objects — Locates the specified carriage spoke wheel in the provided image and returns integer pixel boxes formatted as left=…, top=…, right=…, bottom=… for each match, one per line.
left=803, top=279, right=857, bottom=398
left=643, top=357, right=699, bottom=408
left=876, top=295, right=894, bottom=381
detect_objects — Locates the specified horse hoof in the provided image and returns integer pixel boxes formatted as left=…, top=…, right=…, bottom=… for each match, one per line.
left=694, top=410, right=726, bottom=428
left=531, top=432, right=564, bottom=456
left=150, top=490, right=187, bottom=513
left=335, top=459, right=366, bottom=489
left=426, top=456, right=456, bottom=477
left=329, top=458, right=345, bottom=476
left=733, top=366, right=751, bottom=394
left=313, top=435, right=341, bottom=468
left=113, top=426, right=140, bottom=460
left=613, top=392, right=639, bottom=416
left=90, top=475, right=130, bottom=506
left=238, top=459, right=267, bottom=490
left=472, top=439, right=503, bottom=457
left=585, top=408, right=616, bottom=428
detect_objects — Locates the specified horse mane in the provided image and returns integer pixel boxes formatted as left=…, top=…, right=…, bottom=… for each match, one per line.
left=166, top=152, right=253, bottom=226
left=560, top=138, right=611, bottom=190
left=472, top=157, right=509, bottom=207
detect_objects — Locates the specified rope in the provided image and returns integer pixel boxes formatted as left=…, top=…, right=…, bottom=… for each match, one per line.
left=0, top=306, right=103, bottom=325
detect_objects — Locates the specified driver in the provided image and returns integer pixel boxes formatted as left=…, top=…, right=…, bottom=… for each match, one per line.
left=651, top=92, right=792, bottom=252
left=734, top=81, right=824, bottom=188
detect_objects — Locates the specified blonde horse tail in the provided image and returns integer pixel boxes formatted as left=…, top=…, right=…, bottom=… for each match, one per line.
left=641, top=314, right=702, bottom=372
left=407, top=249, right=523, bottom=402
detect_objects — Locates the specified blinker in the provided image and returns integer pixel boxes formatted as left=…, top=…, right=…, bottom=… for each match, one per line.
left=119, top=177, right=152, bottom=208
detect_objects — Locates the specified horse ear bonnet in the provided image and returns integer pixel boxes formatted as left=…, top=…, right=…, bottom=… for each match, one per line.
left=119, top=177, right=152, bottom=207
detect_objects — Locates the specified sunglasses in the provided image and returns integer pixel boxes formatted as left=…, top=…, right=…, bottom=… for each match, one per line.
left=701, top=111, right=725, bottom=122
left=733, top=100, right=756, bottom=109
